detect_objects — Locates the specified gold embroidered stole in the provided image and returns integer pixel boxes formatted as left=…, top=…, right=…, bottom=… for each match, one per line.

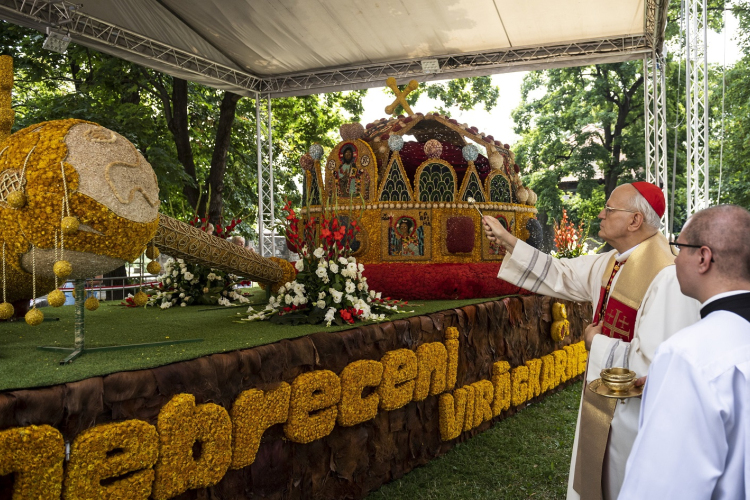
left=573, top=232, right=674, bottom=499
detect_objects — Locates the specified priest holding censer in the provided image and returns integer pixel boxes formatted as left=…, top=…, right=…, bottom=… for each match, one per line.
left=482, top=182, right=701, bottom=500
left=619, top=205, right=750, bottom=499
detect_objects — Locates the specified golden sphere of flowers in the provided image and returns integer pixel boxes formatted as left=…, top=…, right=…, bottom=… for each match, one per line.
left=0, top=302, right=13, bottom=320
left=84, top=296, right=99, bottom=311
left=6, top=190, right=26, bottom=209
left=53, top=260, right=72, bottom=279
left=259, top=257, right=297, bottom=294
left=145, top=246, right=160, bottom=259
left=61, top=216, right=80, bottom=235
left=47, top=289, right=66, bottom=308
left=133, top=290, right=148, bottom=307
left=146, top=260, right=161, bottom=275
left=25, top=308, right=44, bottom=326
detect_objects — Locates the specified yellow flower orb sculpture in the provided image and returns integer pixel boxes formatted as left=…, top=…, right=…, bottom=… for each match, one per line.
left=25, top=308, right=43, bottom=326
left=84, top=296, right=99, bottom=311
left=5, top=190, right=26, bottom=209
left=146, top=260, right=161, bottom=275
left=259, top=257, right=297, bottom=294
left=0, top=302, right=13, bottom=320
left=47, top=289, right=66, bottom=307
left=53, top=260, right=72, bottom=279
left=145, top=246, right=160, bottom=259
left=0, top=119, right=160, bottom=305
left=133, top=291, right=148, bottom=307
left=61, top=216, right=79, bottom=235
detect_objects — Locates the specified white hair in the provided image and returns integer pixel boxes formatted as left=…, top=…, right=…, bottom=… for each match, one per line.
left=627, top=190, right=662, bottom=230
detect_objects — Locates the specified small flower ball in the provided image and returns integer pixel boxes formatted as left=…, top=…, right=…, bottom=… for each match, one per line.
left=25, top=308, right=44, bottom=326
left=145, top=246, right=160, bottom=259
left=462, top=144, right=479, bottom=162
left=340, top=123, right=365, bottom=141
left=146, top=260, right=161, bottom=275
left=133, top=291, right=148, bottom=307
left=85, top=297, right=100, bottom=311
left=388, top=135, right=404, bottom=152
left=424, top=139, right=443, bottom=159
left=489, top=152, right=504, bottom=171
left=61, top=216, right=79, bottom=235
left=6, top=190, right=26, bottom=209
left=48, top=289, right=66, bottom=308
left=53, top=260, right=72, bottom=279
left=309, top=144, right=324, bottom=161
left=299, top=153, right=315, bottom=171
left=0, top=302, right=13, bottom=320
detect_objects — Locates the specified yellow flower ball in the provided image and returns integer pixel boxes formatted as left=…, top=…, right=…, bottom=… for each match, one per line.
left=61, top=216, right=80, bottom=235
left=145, top=246, right=160, bottom=259
left=133, top=291, right=148, bottom=307
left=146, top=260, right=161, bottom=275
left=6, top=190, right=26, bottom=209
left=84, top=297, right=99, bottom=311
left=25, top=308, right=44, bottom=326
left=53, top=260, right=72, bottom=279
left=47, top=289, right=66, bottom=307
left=0, top=302, right=14, bottom=320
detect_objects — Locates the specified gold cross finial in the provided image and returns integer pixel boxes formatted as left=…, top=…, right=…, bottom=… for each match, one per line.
left=385, top=77, right=419, bottom=116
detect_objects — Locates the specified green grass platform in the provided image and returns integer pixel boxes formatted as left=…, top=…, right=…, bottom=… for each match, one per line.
left=0, top=290, right=512, bottom=391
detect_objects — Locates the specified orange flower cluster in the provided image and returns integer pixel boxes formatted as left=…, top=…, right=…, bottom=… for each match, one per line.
left=553, top=209, right=587, bottom=259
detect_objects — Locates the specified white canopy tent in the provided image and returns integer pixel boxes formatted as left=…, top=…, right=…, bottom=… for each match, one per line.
left=1, top=0, right=685, bottom=255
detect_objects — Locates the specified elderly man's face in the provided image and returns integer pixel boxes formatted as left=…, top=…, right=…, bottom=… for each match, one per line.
left=597, top=184, right=637, bottom=244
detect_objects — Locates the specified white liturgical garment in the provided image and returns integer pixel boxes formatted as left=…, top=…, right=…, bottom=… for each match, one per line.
left=497, top=240, right=701, bottom=500
left=619, top=296, right=750, bottom=500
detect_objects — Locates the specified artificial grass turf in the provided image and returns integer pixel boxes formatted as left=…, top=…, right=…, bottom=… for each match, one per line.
left=368, top=380, right=583, bottom=500
left=0, top=289, right=515, bottom=391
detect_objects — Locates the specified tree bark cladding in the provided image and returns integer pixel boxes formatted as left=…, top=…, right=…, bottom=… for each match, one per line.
left=152, top=214, right=283, bottom=284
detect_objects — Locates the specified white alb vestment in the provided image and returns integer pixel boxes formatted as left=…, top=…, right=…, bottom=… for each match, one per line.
left=619, top=293, right=750, bottom=500
left=497, top=240, right=700, bottom=500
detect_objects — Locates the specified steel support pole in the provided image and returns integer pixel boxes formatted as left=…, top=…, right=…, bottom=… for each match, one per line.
left=255, top=93, right=275, bottom=257
left=685, top=0, right=710, bottom=215
left=644, top=53, right=669, bottom=235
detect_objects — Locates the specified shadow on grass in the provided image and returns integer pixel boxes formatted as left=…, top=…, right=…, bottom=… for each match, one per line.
left=368, top=381, right=583, bottom=500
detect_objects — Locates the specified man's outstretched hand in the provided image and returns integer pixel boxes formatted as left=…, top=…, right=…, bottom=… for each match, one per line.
left=482, top=215, right=518, bottom=253
left=584, top=321, right=603, bottom=351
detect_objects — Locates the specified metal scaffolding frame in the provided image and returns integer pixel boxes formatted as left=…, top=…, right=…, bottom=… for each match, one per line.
left=0, top=0, right=658, bottom=98
left=685, top=0, right=710, bottom=215
left=644, top=52, right=669, bottom=234
left=256, top=94, right=275, bottom=258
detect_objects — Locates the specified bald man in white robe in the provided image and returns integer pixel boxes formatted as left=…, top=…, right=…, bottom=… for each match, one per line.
left=619, top=205, right=750, bottom=499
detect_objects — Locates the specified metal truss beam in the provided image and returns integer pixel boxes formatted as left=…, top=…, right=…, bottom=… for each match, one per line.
left=0, top=0, right=661, bottom=98
left=0, top=0, right=264, bottom=92
left=256, top=94, right=275, bottom=258
left=644, top=53, right=669, bottom=234
left=685, top=0, right=710, bottom=215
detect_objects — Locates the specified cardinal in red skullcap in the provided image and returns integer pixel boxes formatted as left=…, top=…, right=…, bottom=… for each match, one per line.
left=481, top=181, right=700, bottom=500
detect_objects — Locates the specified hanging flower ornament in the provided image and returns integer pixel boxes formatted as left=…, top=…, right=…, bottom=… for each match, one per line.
left=462, top=144, right=479, bottom=162
left=424, top=139, right=443, bottom=159
left=309, top=144, right=324, bottom=161
left=243, top=199, right=406, bottom=327
left=387, top=135, right=404, bottom=152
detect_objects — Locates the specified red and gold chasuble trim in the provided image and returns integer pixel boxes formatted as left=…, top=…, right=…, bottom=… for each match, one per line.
left=594, top=232, right=675, bottom=343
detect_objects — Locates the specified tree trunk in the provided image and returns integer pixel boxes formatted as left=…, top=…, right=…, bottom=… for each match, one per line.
left=207, top=91, right=242, bottom=226
left=170, top=79, right=201, bottom=211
